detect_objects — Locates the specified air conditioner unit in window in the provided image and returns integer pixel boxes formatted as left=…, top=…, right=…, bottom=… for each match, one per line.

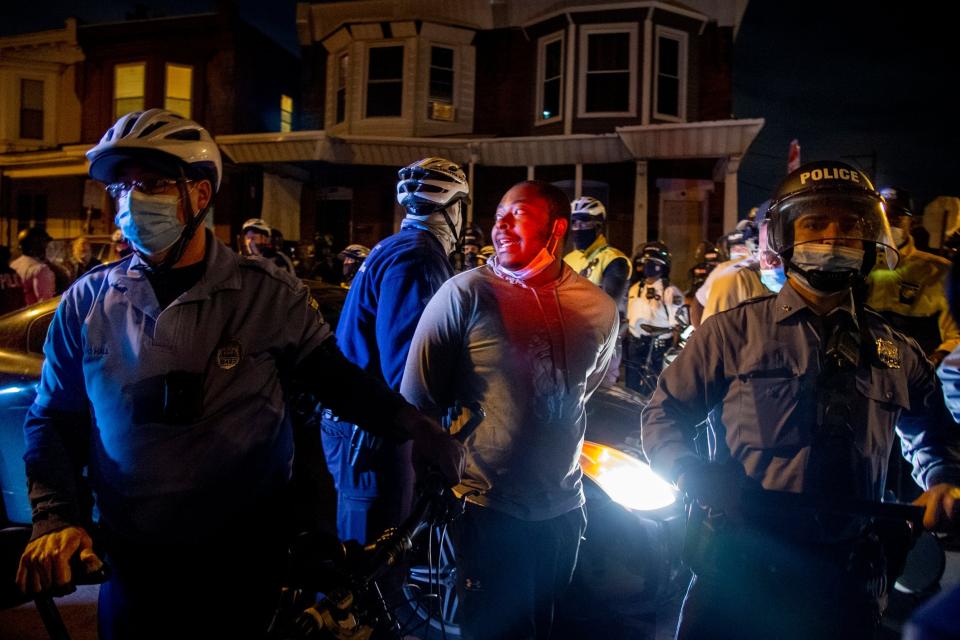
left=429, top=101, right=455, bottom=122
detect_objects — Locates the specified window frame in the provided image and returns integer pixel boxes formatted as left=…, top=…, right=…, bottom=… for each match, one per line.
left=163, top=62, right=193, bottom=118
left=577, top=23, right=639, bottom=119
left=653, top=26, right=688, bottom=122
left=535, top=31, right=564, bottom=126
left=114, top=61, right=147, bottom=120
left=335, top=50, right=350, bottom=125
left=427, top=44, right=457, bottom=122
left=19, top=78, right=45, bottom=140
left=362, top=42, right=406, bottom=120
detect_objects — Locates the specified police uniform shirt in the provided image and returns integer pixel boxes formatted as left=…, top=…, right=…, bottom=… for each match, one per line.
left=32, top=231, right=331, bottom=542
left=641, top=280, right=960, bottom=499
left=626, top=278, right=684, bottom=338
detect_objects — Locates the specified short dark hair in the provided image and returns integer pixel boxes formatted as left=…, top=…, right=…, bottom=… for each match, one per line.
left=512, top=180, right=571, bottom=225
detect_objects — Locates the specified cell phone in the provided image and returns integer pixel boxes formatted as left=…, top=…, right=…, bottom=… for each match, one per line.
left=444, top=402, right=485, bottom=442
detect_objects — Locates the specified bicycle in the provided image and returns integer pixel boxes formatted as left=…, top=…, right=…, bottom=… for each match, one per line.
left=267, top=404, right=484, bottom=640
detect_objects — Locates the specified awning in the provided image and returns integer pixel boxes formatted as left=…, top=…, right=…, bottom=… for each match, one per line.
left=216, top=118, right=763, bottom=169
left=0, top=145, right=89, bottom=179
left=616, top=119, right=764, bottom=159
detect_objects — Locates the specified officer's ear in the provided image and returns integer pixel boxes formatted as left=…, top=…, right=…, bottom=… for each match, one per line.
left=192, top=179, right=213, bottom=211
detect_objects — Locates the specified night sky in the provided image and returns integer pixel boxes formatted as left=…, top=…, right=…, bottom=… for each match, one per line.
left=3, top=1, right=958, bottom=217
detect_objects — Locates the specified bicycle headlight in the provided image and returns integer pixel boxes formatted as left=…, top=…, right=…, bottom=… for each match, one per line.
left=580, top=441, right=677, bottom=511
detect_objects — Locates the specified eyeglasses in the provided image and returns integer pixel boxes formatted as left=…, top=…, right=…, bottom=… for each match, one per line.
left=105, top=179, right=191, bottom=199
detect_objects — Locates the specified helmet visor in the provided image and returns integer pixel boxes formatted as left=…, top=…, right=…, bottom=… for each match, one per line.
left=770, top=191, right=899, bottom=269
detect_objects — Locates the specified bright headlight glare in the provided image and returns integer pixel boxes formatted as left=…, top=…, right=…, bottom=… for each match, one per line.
left=580, top=441, right=677, bottom=511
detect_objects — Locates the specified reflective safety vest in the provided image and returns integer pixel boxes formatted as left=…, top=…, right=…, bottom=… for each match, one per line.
left=563, top=234, right=631, bottom=286
left=866, top=237, right=960, bottom=355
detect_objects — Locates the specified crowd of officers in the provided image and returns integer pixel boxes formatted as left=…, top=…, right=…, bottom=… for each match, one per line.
left=8, top=107, right=960, bottom=640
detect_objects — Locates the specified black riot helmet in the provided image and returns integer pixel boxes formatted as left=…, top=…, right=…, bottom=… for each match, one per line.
left=766, top=160, right=898, bottom=292
left=638, top=240, right=672, bottom=281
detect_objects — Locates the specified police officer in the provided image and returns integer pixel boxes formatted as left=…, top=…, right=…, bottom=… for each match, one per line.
left=691, top=220, right=758, bottom=328
left=866, top=186, right=959, bottom=368
left=624, top=241, right=683, bottom=394
left=563, top=196, right=631, bottom=301
left=642, top=160, right=960, bottom=639
left=322, top=156, right=469, bottom=545
left=241, top=217, right=295, bottom=274
left=337, top=243, right=370, bottom=289
left=700, top=202, right=781, bottom=324
left=15, top=110, right=464, bottom=639
left=458, top=222, right=486, bottom=272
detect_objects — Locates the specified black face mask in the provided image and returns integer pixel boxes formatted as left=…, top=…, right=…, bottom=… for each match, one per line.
left=643, top=261, right=665, bottom=280
left=573, top=229, right=598, bottom=250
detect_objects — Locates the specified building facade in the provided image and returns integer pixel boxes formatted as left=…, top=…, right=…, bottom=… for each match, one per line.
left=218, top=0, right=761, bottom=288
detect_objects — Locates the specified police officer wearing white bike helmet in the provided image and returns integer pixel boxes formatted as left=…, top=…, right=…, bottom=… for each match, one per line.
left=642, top=160, right=960, bottom=639
left=322, top=156, right=469, bottom=545
left=16, top=110, right=464, bottom=639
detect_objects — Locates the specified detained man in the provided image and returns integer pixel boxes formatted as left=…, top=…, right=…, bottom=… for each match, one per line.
left=402, top=181, right=619, bottom=640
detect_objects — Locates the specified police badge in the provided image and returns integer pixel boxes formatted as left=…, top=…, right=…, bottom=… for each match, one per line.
left=875, top=338, right=901, bottom=369
left=216, top=339, right=242, bottom=370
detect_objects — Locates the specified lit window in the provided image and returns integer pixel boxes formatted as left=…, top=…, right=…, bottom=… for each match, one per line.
left=654, top=27, right=687, bottom=121
left=336, top=52, right=348, bottom=124
left=366, top=45, right=403, bottom=118
left=164, top=63, right=193, bottom=118
left=114, top=62, right=146, bottom=119
left=537, top=33, right=563, bottom=123
left=578, top=25, right=637, bottom=117
left=428, top=46, right=455, bottom=121
left=281, top=94, right=293, bottom=132
left=20, top=79, right=44, bottom=139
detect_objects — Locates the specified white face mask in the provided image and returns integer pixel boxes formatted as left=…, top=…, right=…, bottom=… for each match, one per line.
left=115, top=190, right=184, bottom=256
left=791, top=243, right=864, bottom=273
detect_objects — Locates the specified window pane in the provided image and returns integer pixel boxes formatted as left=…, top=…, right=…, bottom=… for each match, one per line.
left=115, top=97, right=145, bottom=119
left=659, top=38, right=679, bottom=77
left=20, top=112, right=43, bottom=140
left=368, top=46, right=403, bottom=81
left=542, top=78, right=561, bottom=120
left=165, top=64, right=192, bottom=100
left=588, top=33, right=629, bottom=72
left=585, top=72, right=630, bottom=112
left=338, top=54, right=349, bottom=89
left=545, top=40, right=562, bottom=79
left=22, top=79, right=43, bottom=109
left=430, top=69, right=454, bottom=102
left=336, top=89, right=346, bottom=123
left=115, top=63, right=145, bottom=99
left=431, top=46, right=454, bottom=69
left=657, top=76, right=679, bottom=116
left=164, top=97, right=191, bottom=118
left=366, top=82, right=402, bottom=117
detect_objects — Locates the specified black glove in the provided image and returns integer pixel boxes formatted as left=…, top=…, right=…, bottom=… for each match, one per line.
left=677, top=459, right=748, bottom=518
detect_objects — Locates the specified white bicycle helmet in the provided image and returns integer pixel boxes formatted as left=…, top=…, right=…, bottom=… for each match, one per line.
left=396, top=157, right=469, bottom=216
left=571, top=196, right=606, bottom=222
left=242, top=218, right=272, bottom=236
left=86, top=108, right=222, bottom=191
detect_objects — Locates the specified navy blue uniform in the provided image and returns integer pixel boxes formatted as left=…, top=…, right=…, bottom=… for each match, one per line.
left=324, top=226, right=453, bottom=543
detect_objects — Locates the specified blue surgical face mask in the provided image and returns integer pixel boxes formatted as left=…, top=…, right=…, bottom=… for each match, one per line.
left=115, top=190, right=185, bottom=256
left=760, top=266, right=786, bottom=293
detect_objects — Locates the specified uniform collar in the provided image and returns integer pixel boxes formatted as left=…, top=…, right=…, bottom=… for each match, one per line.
left=896, top=236, right=915, bottom=261
left=774, top=279, right=857, bottom=327
left=107, top=230, right=243, bottom=318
